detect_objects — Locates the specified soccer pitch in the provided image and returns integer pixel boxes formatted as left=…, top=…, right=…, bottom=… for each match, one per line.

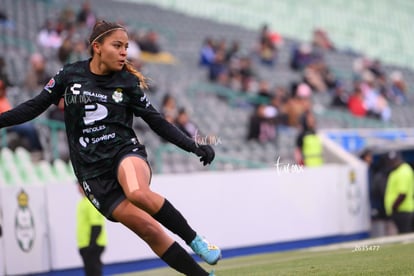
left=116, top=241, right=414, bottom=276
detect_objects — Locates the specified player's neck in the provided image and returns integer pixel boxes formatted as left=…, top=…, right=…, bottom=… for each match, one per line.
left=89, top=58, right=110, bottom=76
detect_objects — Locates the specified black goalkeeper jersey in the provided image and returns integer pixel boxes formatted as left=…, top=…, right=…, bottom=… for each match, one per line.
left=0, top=60, right=197, bottom=180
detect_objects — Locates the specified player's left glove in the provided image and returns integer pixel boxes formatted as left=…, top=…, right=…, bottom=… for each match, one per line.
left=194, top=144, right=215, bottom=166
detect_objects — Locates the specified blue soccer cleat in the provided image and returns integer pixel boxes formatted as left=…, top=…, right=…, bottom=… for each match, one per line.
left=190, top=235, right=222, bottom=265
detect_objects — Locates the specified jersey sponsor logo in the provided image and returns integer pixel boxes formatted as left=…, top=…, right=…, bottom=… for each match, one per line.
left=44, top=78, right=55, bottom=93
left=79, top=133, right=116, bottom=147
left=64, top=83, right=94, bottom=105
left=91, top=132, right=116, bottom=144
left=112, top=88, right=123, bottom=103
left=82, top=125, right=106, bottom=134
left=140, top=93, right=150, bottom=108
left=70, top=83, right=81, bottom=95
left=79, top=137, right=90, bottom=148
left=84, top=91, right=107, bottom=102
left=83, top=103, right=108, bottom=125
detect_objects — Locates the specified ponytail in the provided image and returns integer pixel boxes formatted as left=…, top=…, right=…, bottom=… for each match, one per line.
left=124, top=61, right=148, bottom=90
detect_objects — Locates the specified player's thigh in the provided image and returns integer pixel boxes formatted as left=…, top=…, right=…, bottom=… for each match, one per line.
left=117, top=155, right=151, bottom=195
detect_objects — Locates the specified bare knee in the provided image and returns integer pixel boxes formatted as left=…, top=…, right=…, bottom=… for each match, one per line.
left=137, top=221, right=164, bottom=244
left=127, top=189, right=159, bottom=214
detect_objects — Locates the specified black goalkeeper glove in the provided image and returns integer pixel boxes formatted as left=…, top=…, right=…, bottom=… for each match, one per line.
left=194, top=144, right=215, bottom=166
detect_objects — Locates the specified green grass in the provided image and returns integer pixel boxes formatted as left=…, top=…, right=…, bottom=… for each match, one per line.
left=115, top=242, right=414, bottom=276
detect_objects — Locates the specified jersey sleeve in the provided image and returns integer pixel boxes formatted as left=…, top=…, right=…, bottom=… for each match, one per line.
left=128, top=84, right=198, bottom=153
left=43, top=67, right=67, bottom=105
left=0, top=68, right=66, bottom=128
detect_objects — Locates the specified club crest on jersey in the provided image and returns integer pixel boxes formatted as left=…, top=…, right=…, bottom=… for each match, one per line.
left=112, top=88, right=123, bottom=103
left=44, top=78, right=55, bottom=93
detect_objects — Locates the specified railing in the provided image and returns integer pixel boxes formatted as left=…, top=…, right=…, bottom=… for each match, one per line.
left=317, top=108, right=394, bottom=129
left=187, top=82, right=270, bottom=107
left=154, top=143, right=268, bottom=173
left=0, top=118, right=66, bottom=161
left=36, top=119, right=66, bottom=160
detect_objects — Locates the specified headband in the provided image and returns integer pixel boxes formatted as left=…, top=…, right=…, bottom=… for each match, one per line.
left=90, top=27, right=125, bottom=44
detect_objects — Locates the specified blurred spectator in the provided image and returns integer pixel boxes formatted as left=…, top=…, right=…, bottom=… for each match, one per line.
left=295, top=111, right=323, bottom=167
left=284, top=82, right=312, bottom=128
left=269, top=87, right=289, bottom=127
left=208, top=50, right=227, bottom=82
left=138, top=30, right=161, bottom=54
left=258, top=24, right=283, bottom=48
left=353, top=57, right=385, bottom=82
left=247, top=104, right=277, bottom=143
left=360, top=150, right=392, bottom=237
left=24, top=53, right=52, bottom=95
left=57, top=21, right=88, bottom=65
left=330, top=82, right=348, bottom=108
left=0, top=10, right=7, bottom=21
left=290, top=43, right=316, bottom=71
left=360, top=71, right=391, bottom=121
left=368, top=59, right=385, bottom=78
left=199, top=37, right=216, bottom=67
left=174, top=107, right=199, bottom=139
left=59, top=6, right=76, bottom=27
left=76, top=1, right=97, bottom=28
left=255, top=24, right=279, bottom=66
left=225, top=40, right=241, bottom=64
left=127, top=32, right=142, bottom=63
left=290, top=42, right=337, bottom=93
left=348, top=83, right=367, bottom=117
left=0, top=56, right=11, bottom=87
left=238, top=56, right=256, bottom=91
left=312, top=28, right=335, bottom=51
left=256, top=80, right=273, bottom=102
left=160, top=93, right=177, bottom=124
left=0, top=9, right=13, bottom=28
left=384, top=151, right=414, bottom=234
left=58, top=32, right=88, bottom=64
left=37, top=19, right=63, bottom=50
left=257, top=37, right=277, bottom=67
left=0, top=79, right=43, bottom=155
left=389, top=71, right=408, bottom=105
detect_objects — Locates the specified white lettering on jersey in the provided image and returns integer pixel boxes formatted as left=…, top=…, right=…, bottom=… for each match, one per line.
left=70, top=83, right=82, bottom=95
left=83, top=103, right=108, bottom=125
left=79, top=137, right=90, bottom=148
left=91, top=133, right=116, bottom=144
left=140, top=93, right=151, bottom=108
left=82, top=181, right=91, bottom=193
left=82, top=125, right=106, bottom=134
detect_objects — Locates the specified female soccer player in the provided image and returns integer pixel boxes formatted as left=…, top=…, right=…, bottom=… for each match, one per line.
left=0, top=20, right=220, bottom=276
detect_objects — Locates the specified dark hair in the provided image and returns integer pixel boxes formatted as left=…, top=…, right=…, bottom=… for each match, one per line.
left=359, top=148, right=372, bottom=160
left=89, top=20, right=148, bottom=89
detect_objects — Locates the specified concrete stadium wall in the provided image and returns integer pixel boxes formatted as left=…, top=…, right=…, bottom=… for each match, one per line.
left=0, top=164, right=369, bottom=275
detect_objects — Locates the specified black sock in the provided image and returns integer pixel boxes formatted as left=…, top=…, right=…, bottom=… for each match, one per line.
left=161, top=242, right=209, bottom=276
left=153, top=199, right=197, bottom=244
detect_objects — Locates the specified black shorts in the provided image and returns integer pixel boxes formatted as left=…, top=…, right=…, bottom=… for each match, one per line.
left=80, top=143, right=151, bottom=222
